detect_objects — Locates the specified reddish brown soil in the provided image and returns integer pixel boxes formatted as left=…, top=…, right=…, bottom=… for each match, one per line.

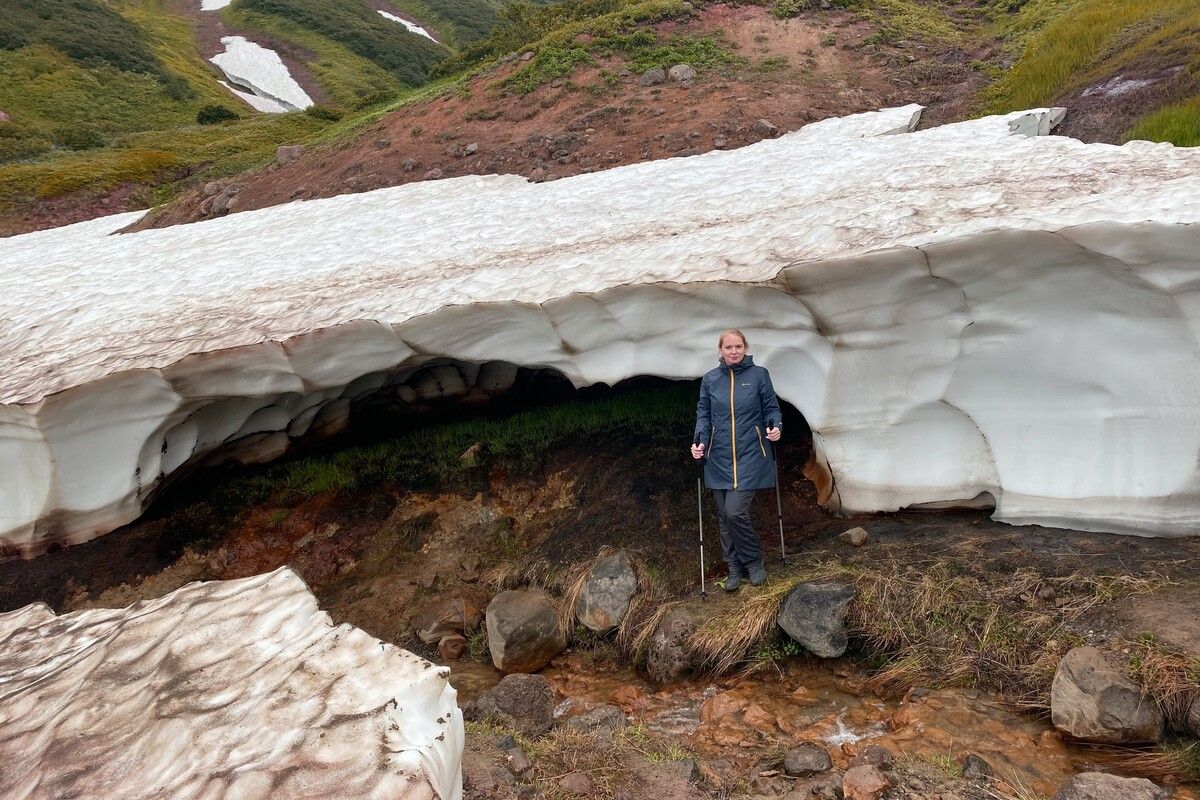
left=0, top=182, right=143, bottom=238
left=131, top=4, right=987, bottom=231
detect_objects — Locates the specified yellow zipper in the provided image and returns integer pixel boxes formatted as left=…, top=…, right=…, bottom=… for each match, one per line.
left=729, top=369, right=737, bottom=488
left=755, top=426, right=767, bottom=457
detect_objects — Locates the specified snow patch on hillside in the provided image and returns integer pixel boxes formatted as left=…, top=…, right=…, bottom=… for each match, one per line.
left=3, top=105, right=1200, bottom=554
left=377, top=9, right=439, bottom=43
left=209, top=36, right=313, bottom=112
left=0, top=568, right=463, bottom=799
left=218, top=79, right=292, bottom=113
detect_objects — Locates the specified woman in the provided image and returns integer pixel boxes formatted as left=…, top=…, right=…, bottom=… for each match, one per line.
left=691, top=329, right=782, bottom=590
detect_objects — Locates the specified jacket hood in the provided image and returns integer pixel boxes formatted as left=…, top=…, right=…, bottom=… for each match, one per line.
left=719, top=354, right=756, bottom=371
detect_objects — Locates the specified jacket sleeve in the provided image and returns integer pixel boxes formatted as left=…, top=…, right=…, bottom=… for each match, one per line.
left=759, top=367, right=782, bottom=429
left=694, top=375, right=712, bottom=444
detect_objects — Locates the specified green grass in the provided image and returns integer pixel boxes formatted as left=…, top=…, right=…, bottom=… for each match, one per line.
left=236, top=383, right=696, bottom=502
left=984, top=0, right=1200, bottom=113
left=232, top=0, right=448, bottom=87
left=0, top=0, right=168, bottom=80
left=851, top=0, right=969, bottom=46
left=1127, top=97, right=1200, bottom=146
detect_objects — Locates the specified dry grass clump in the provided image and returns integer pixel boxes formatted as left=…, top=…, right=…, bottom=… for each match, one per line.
left=1125, top=636, right=1200, bottom=731
left=526, top=727, right=630, bottom=798
left=689, top=577, right=804, bottom=674
left=1076, top=740, right=1200, bottom=783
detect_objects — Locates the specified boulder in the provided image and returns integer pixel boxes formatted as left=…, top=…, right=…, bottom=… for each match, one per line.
left=463, top=673, right=556, bottom=737
left=783, top=742, right=832, bottom=776
left=639, top=68, right=667, bottom=86
left=777, top=582, right=856, bottom=658
left=842, top=764, right=889, bottom=800
left=564, top=703, right=628, bottom=734
left=668, top=64, right=697, bottom=83
left=412, top=596, right=481, bottom=644
left=275, top=144, right=304, bottom=165
left=961, top=753, right=993, bottom=779
left=576, top=551, right=638, bottom=633
left=646, top=603, right=705, bottom=684
left=486, top=589, right=566, bottom=673
left=838, top=526, right=869, bottom=546
left=1050, top=646, right=1164, bottom=743
left=1051, top=772, right=1165, bottom=800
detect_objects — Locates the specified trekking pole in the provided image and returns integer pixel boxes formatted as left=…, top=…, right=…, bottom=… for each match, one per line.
left=769, top=419, right=787, bottom=566
left=694, top=440, right=708, bottom=599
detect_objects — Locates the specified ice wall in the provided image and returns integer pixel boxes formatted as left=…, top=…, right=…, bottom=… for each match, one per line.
left=3, top=105, right=1200, bottom=556
left=0, top=568, right=463, bottom=799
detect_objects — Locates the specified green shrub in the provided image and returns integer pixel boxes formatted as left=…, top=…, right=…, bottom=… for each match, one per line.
left=770, top=0, right=809, bottom=19
left=52, top=125, right=105, bottom=150
left=0, top=132, right=52, bottom=163
left=304, top=104, right=345, bottom=121
left=196, top=104, right=240, bottom=125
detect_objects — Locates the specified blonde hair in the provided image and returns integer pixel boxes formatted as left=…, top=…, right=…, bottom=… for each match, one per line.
left=717, top=328, right=748, bottom=349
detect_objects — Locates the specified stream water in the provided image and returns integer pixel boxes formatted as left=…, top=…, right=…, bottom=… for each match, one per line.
left=449, top=655, right=1200, bottom=798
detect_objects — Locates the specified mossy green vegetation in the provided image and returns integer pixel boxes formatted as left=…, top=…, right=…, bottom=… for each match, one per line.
left=232, top=0, right=448, bottom=87
left=1128, top=97, right=1200, bottom=147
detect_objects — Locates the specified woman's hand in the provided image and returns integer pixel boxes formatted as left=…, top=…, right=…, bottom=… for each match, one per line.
left=766, top=426, right=781, bottom=442
left=690, top=443, right=706, bottom=459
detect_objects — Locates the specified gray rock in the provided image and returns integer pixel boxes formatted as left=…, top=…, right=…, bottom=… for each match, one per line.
left=423, top=168, right=444, bottom=180
left=838, top=526, right=869, bottom=546
left=275, top=144, right=304, bottom=165
left=576, top=551, right=638, bottom=633
left=754, top=118, right=779, bottom=137
left=961, top=753, right=993, bottom=778
left=850, top=743, right=894, bottom=770
left=668, top=64, right=697, bottom=83
left=1051, top=772, right=1166, bottom=800
left=560, top=771, right=593, bottom=794
left=505, top=746, right=533, bottom=774
left=1050, top=646, right=1164, bottom=743
left=486, top=589, right=566, bottom=673
left=778, top=582, right=856, bottom=658
left=202, top=181, right=221, bottom=197
left=1187, top=695, right=1200, bottom=737
left=0, top=109, right=10, bottom=124
left=668, top=758, right=702, bottom=783
left=402, top=158, right=418, bottom=172
left=639, top=68, right=667, bottom=87
left=646, top=603, right=705, bottom=684
left=520, top=51, right=535, bottom=61
left=783, top=743, right=832, bottom=776
left=464, top=142, right=479, bottom=155
left=464, top=673, right=556, bottom=737
left=564, top=703, right=628, bottom=734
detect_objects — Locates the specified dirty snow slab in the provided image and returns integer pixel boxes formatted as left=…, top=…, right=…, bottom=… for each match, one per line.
left=377, top=10, right=439, bottom=42
left=0, top=568, right=463, bottom=800
left=209, top=36, right=312, bottom=112
left=4, top=106, right=1200, bottom=550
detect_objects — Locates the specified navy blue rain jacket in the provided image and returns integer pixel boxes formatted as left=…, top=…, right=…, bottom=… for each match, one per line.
left=693, top=355, right=782, bottom=490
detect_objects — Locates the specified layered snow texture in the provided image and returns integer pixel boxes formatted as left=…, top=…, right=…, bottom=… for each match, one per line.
left=3, top=105, right=1200, bottom=556
left=210, top=36, right=313, bottom=113
left=377, top=10, right=439, bottom=43
left=0, top=568, right=463, bottom=800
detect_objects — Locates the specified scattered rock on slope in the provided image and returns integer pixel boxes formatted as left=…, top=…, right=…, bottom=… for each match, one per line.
left=464, top=673, right=556, bottom=737
left=646, top=603, right=706, bottom=684
left=1050, top=646, right=1164, bottom=743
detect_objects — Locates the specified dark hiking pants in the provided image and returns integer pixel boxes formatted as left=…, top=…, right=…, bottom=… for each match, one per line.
left=711, top=488, right=762, bottom=575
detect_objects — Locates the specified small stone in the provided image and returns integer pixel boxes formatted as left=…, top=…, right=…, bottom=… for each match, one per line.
left=838, top=527, right=869, bottom=546
left=438, top=634, right=466, bottom=661
left=529, top=168, right=546, bottom=182
left=520, top=51, right=535, bottom=61
left=842, top=764, right=889, bottom=800
left=202, top=181, right=221, bottom=197
left=275, top=144, right=304, bottom=165
left=754, top=118, right=779, bottom=137
left=423, top=168, right=444, bottom=180
left=402, top=158, right=419, bottom=172
left=639, top=68, right=667, bottom=87
left=961, top=753, right=993, bottom=779
left=565, top=703, right=628, bottom=734
left=783, top=743, right=832, bottom=776
left=714, top=137, right=727, bottom=148
left=373, top=138, right=391, bottom=149
left=560, top=771, right=593, bottom=794
left=0, top=109, right=10, bottom=123
left=460, top=442, right=483, bottom=465
left=850, top=744, right=894, bottom=770
left=668, top=64, right=697, bottom=83
left=464, top=142, right=479, bottom=155
left=505, top=747, right=533, bottom=775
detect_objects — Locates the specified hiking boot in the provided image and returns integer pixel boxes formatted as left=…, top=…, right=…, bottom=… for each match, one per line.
left=747, top=561, right=767, bottom=586
left=723, top=570, right=742, bottom=592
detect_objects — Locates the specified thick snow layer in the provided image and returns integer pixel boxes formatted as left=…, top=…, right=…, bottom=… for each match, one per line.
left=377, top=10, right=439, bottom=43
left=200, top=0, right=231, bottom=9
left=209, top=36, right=313, bottom=112
left=218, top=79, right=292, bottom=113
left=3, top=105, right=1200, bottom=555
left=0, top=567, right=463, bottom=799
